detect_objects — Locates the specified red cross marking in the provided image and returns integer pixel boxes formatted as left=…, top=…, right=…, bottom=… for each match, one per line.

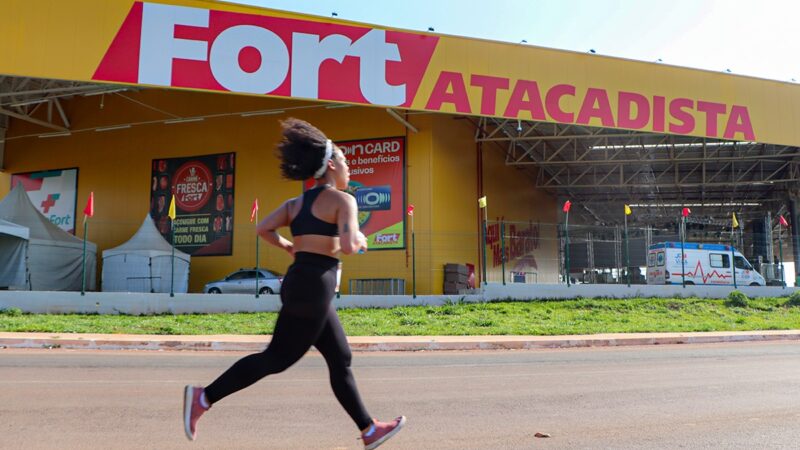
left=41, top=194, right=57, bottom=213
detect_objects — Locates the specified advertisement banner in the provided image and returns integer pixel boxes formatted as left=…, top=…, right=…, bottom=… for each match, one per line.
left=11, top=168, right=79, bottom=234
left=150, top=153, right=235, bottom=255
left=486, top=220, right=541, bottom=283
left=5, top=0, right=800, bottom=146
left=305, top=137, right=405, bottom=250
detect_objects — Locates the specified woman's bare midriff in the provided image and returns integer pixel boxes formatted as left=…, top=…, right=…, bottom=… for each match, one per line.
left=292, top=234, right=340, bottom=257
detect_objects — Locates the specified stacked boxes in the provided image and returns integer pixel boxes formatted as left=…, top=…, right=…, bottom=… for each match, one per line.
left=443, top=263, right=469, bottom=294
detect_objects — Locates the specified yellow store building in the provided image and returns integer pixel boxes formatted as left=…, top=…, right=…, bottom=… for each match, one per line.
left=2, top=1, right=799, bottom=293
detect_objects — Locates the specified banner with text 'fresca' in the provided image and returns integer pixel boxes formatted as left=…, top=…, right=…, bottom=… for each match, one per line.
left=150, top=152, right=235, bottom=256
left=4, top=0, right=800, bottom=146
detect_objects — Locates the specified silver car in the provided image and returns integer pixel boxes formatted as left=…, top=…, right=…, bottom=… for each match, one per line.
left=204, top=268, right=283, bottom=295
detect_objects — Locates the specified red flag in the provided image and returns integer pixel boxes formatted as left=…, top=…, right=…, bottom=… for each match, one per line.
left=779, top=215, right=789, bottom=227
left=407, top=204, right=415, bottom=216
left=562, top=200, right=571, bottom=213
left=682, top=207, right=691, bottom=218
left=250, top=198, right=259, bottom=223
left=83, top=192, right=94, bottom=218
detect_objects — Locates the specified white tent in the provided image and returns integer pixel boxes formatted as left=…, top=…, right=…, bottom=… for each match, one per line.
left=0, top=219, right=29, bottom=289
left=0, top=184, right=97, bottom=291
left=102, top=215, right=190, bottom=293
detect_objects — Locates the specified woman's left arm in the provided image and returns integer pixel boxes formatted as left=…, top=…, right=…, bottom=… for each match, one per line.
left=257, top=200, right=294, bottom=255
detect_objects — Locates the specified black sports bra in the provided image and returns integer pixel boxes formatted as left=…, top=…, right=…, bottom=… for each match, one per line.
left=290, top=185, right=339, bottom=237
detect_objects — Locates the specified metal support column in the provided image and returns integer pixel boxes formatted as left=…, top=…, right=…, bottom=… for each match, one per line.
left=587, top=232, right=595, bottom=283
left=790, top=194, right=800, bottom=285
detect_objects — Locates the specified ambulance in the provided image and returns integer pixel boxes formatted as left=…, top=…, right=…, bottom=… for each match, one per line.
left=646, top=242, right=766, bottom=286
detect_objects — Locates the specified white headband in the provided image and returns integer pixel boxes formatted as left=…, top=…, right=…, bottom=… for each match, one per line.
left=313, top=139, right=333, bottom=179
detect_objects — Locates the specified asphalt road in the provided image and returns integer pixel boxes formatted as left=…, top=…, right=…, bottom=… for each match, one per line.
left=1, top=342, right=799, bottom=449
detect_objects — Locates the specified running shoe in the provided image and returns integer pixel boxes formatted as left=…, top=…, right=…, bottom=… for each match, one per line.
left=362, top=416, right=406, bottom=450
left=183, top=385, right=209, bottom=441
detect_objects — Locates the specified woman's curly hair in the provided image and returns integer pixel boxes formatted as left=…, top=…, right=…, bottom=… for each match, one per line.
left=276, top=118, right=330, bottom=180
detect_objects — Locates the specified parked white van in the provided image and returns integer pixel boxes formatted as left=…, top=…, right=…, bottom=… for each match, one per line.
left=647, top=242, right=765, bottom=286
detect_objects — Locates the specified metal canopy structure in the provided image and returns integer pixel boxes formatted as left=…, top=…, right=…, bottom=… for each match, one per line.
left=0, top=75, right=415, bottom=145
left=475, top=117, right=800, bottom=228
left=0, top=76, right=132, bottom=132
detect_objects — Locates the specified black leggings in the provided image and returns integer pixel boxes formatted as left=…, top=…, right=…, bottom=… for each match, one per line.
left=203, top=252, right=372, bottom=430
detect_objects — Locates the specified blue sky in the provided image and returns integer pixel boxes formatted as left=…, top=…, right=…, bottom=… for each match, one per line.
left=234, top=0, right=800, bottom=83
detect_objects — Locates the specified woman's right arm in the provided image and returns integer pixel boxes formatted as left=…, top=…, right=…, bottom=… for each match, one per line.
left=257, top=200, right=294, bottom=256
left=337, top=193, right=367, bottom=255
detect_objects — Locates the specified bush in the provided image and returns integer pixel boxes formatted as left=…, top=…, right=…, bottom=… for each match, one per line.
left=725, top=290, right=749, bottom=308
left=0, top=307, right=23, bottom=316
left=785, top=291, right=800, bottom=307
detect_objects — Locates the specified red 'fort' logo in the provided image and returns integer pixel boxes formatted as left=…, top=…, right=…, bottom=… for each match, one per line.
left=93, top=2, right=438, bottom=107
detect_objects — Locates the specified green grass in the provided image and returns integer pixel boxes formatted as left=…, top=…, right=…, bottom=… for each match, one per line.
left=1, top=297, right=800, bottom=336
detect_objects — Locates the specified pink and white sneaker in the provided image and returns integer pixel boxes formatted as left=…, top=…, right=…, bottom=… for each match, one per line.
left=362, top=416, right=406, bottom=450
left=183, top=385, right=209, bottom=441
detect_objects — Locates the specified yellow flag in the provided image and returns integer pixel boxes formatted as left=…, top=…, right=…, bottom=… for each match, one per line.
left=168, top=195, right=176, bottom=220
left=478, top=196, right=487, bottom=208
left=732, top=212, right=739, bottom=228
left=624, top=204, right=632, bottom=216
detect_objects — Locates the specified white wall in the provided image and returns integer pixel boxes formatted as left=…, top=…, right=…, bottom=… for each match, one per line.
left=0, top=283, right=796, bottom=315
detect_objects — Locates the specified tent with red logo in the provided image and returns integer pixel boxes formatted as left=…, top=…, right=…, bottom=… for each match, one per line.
left=0, top=184, right=97, bottom=291
left=0, top=218, right=29, bottom=289
left=102, top=215, right=190, bottom=293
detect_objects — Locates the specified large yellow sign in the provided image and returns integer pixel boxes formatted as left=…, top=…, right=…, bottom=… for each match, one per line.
left=2, top=0, right=800, bottom=146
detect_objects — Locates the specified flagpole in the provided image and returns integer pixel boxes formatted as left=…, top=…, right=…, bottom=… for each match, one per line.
left=482, top=206, right=488, bottom=286
left=81, top=216, right=88, bottom=296
left=565, top=208, right=570, bottom=287
left=167, top=194, right=177, bottom=297
left=500, top=219, right=506, bottom=285
left=779, top=227, right=785, bottom=289
left=411, top=211, right=416, bottom=298
left=681, top=215, right=686, bottom=288
left=170, top=219, right=175, bottom=297
left=731, top=218, right=737, bottom=289
left=624, top=212, right=630, bottom=287
left=255, top=206, right=260, bottom=298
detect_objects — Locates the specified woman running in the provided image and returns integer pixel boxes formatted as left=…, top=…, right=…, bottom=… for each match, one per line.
left=183, top=118, right=405, bottom=449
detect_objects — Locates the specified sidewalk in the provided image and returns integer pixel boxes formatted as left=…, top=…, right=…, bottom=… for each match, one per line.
left=1, top=330, right=799, bottom=352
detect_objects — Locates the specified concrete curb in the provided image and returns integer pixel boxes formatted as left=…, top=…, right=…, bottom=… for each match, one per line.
left=1, top=330, right=799, bottom=352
